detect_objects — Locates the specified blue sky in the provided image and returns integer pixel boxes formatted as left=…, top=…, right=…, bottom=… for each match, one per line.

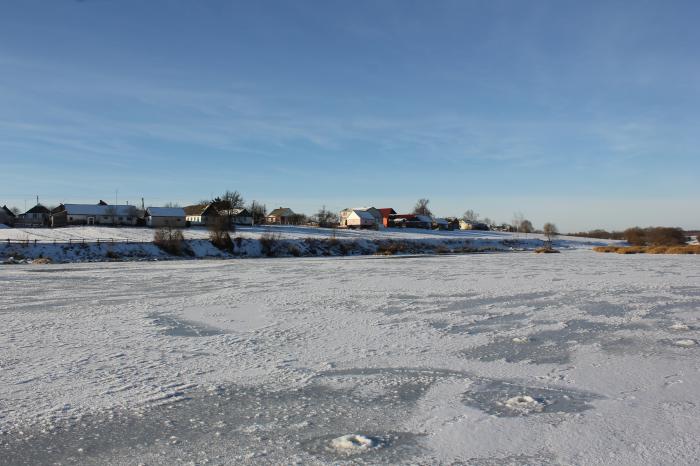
left=1, top=0, right=698, bottom=231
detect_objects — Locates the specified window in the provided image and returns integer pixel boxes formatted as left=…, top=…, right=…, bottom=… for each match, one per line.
left=69, top=217, right=73, bottom=221
left=103, top=216, right=109, bottom=220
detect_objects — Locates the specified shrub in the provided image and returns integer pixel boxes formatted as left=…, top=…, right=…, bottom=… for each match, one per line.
left=260, top=232, right=281, bottom=257
left=105, top=250, right=120, bottom=259
left=624, top=227, right=647, bottom=246
left=646, top=227, right=686, bottom=246
left=375, top=240, right=410, bottom=255
left=154, top=227, right=186, bottom=255
left=287, top=244, right=302, bottom=257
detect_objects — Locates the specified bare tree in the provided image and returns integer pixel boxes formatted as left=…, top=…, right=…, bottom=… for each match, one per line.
left=519, top=219, right=534, bottom=234
left=482, top=217, right=493, bottom=227
left=543, top=222, right=558, bottom=245
left=314, top=205, right=339, bottom=228
left=512, top=212, right=525, bottom=232
left=248, top=200, right=267, bottom=225
left=163, top=202, right=181, bottom=208
left=462, top=209, right=479, bottom=222
left=10, top=207, right=21, bottom=215
left=413, top=198, right=433, bottom=217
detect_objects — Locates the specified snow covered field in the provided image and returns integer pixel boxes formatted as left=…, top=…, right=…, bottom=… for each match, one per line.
left=1, top=251, right=699, bottom=464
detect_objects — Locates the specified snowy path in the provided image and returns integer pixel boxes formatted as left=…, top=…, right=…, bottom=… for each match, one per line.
left=1, top=251, right=699, bottom=464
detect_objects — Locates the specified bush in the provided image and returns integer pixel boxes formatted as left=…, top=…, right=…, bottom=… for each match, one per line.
left=209, top=223, right=234, bottom=253
left=154, top=227, right=186, bottom=255
left=646, top=227, right=686, bottom=246
left=624, top=227, right=647, bottom=246
left=260, top=232, right=281, bottom=257
left=375, top=240, right=410, bottom=255
left=105, top=250, right=120, bottom=259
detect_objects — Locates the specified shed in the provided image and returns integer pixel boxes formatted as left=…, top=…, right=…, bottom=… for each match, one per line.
left=146, top=207, right=186, bottom=228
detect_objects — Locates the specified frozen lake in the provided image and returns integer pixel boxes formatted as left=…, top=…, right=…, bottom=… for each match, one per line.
left=1, top=251, right=699, bottom=464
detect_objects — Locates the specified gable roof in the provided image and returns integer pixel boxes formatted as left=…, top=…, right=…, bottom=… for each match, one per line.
left=349, top=210, right=376, bottom=221
left=183, top=204, right=219, bottom=216
left=268, top=207, right=295, bottom=218
left=24, top=204, right=50, bottom=215
left=378, top=208, right=396, bottom=216
left=146, top=207, right=185, bottom=217
left=63, top=204, right=137, bottom=216
left=1, top=205, right=16, bottom=217
left=219, top=207, right=250, bottom=216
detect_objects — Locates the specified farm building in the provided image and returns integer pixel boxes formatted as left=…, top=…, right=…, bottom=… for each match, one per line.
left=51, top=204, right=139, bottom=227
left=390, top=214, right=433, bottom=229
left=377, top=208, right=396, bottom=228
left=339, top=207, right=382, bottom=227
left=0, top=205, right=16, bottom=226
left=145, top=207, right=186, bottom=228
left=183, top=204, right=220, bottom=226
left=459, top=220, right=490, bottom=231
left=219, top=207, right=253, bottom=225
left=266, top=207, right=297, bottom=225
left=344, top=209, right=377, bottom=229
left=433, top=218, right=450, bottom=230
left=17, top=204, right=51, bottom=227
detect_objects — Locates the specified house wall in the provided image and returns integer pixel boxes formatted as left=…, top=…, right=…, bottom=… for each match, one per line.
left=147, top=216, right=186, bottom=228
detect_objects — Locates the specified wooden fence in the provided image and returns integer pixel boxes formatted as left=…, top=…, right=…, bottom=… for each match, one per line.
left=3, top=238, right=151, bottom=246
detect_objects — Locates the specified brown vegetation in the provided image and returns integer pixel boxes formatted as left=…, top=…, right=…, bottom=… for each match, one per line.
left=593, top=245, right=700, bottom=255
left=154, top=227, right=187, bottom=255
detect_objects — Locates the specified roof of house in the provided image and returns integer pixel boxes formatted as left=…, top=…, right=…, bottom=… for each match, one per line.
left=349, top=210, right=376, bottom=221
left=24, top=204, right=50, bottom=215
left=414, top=215, right=433, bottom=223
left=219, top=207, right=250, bottom=216
left=183, top=204, right=219, bottom=216
left=146, top=207, right=185, bottom=217
left=1, top=205, right=16, bottom=217
left=434, top=218, right=449, bottom=225
left=378, top=208, right=396, bottom=216
left=63, top=204, right=137, bottom=216
left=267, top=207, right=295, bottom=217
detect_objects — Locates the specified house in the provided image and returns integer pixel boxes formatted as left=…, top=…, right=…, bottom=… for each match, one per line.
left=0, top=205, right=16, bottom=226
left=345, top=209, right=377, bottom=229
left=339, top=207, right=382, bottom=227
left=266, top=207, right=296, bottom=225
left=433, top=218, right=450, bottom=230
left=183, top=203, right=220, bottom=226
left=389, top=214, right=432, bottom=229
left=459, top=219, right=490, bottom=231
left=219, top=207, right=253, bottom=226
left=51, top=203, right=139, bottom=227
left=17, top=204, right=51, bottom=227
left=377, top=208, right=396, bottom=228
left=145, top=207, right=186, bottom=228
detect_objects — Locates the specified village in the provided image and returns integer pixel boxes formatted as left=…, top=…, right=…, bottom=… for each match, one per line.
left=0, top=197, right=506, bottom=232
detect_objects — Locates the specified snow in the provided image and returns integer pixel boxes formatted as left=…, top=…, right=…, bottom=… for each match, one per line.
left=1, top=251, right=699, bottom=464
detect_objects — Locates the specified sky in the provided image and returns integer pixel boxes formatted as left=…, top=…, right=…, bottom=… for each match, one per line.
left=1, top=0, right=698, bottom=231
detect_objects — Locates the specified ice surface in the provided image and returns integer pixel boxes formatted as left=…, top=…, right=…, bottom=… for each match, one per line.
left=2, top=251, right=700, bottom=464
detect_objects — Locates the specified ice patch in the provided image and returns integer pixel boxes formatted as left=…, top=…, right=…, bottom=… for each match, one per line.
left=511, top=337, right=529, bottom=344
left=504, top=395, right=544, bottom=413
left=674, top=339, right=697, bottom=348
left=330, top=434, right=381, bottom=451
left=669, top=323, right=690, bottom=331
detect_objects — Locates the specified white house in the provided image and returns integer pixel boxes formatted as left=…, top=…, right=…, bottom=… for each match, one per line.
left=340, top=207, right=381, bottom=227
left=183, top=203, right=220, bottom=225
left=51, top=204, right=138, bottom=227
left=345, top=209, right=377, bottom=229
left=145, top=207, right=186, bottom=228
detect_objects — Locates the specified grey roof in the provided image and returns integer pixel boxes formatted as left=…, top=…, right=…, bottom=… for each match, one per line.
left=146, top=207, right=185, bottom=217
left=63, top=204, right=137, bottom=216
left=350, top=210, right=376, bottom=221
left=24, top=204, right=50, bottom=215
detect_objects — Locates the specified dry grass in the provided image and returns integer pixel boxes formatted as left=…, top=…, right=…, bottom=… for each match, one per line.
left=593, top=245, right=700, bottom=255
left=535, top=247, right=560, bottom=254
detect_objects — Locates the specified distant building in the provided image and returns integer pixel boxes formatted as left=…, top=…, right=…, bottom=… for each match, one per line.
left=433, top=218, right=450, bottom=230
left=340, top=207, right=382, bottom=228
left=459, top=219, right=490, bottom=231
left=17, top=204, right=51, bottom=227
left=390, top=214, right=432, bottom=229
left=183, top=204, right=220, bottom=226
left=266, top=207, right=296, bottom=225
left=219, top=207, right=253, bottom=226
left=377, top=208, right=396, bottom=228
left=0, top=205, right=16, bottom=226
left=145, top=207, right=186, bottom=228
left=51, top=203, right=138, bottom=227
left=345, top=209, right=377, bottom=229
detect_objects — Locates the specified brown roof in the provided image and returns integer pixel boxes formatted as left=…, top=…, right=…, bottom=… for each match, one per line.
left=183, top=203, right=219, bottom=216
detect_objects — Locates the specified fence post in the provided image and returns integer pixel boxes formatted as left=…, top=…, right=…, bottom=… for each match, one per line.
left=97, top=238, right=100, bottom=244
